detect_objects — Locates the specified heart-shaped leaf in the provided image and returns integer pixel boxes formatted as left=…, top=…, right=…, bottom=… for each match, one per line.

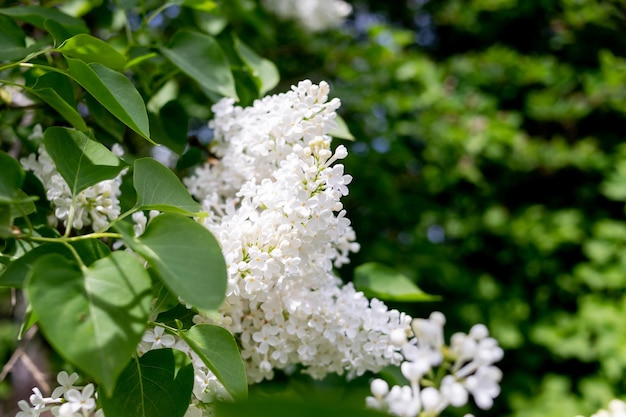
left=65, top=57, right=152, bottom=142
left=133, top=157, right=201, bottom=215
left=354, top=262, right=440, bottom=302
left=27, top=252, right=152, bottom=394
left=43, top=127, right=128, bottom=196
left=161, top=30, right=237, bottom=99
left=59, top=34, right=126, bottom=70
left=115, top=213, right=227, bottom=311
left=100, top=349, right=193, bottom=417
left=179, top=324, right=247, bottom=401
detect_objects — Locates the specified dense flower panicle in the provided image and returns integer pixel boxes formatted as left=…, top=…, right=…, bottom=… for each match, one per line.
left=366, top=312, right=503, bottom=417
left=184, top=80, right=411, bottom=383
left=262, top=0, right=352, bottom=32
left=20, top=144, right=124, bottom=231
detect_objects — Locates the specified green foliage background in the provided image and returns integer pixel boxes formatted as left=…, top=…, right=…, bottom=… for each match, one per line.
left=1, top=0, right=626, bottom=416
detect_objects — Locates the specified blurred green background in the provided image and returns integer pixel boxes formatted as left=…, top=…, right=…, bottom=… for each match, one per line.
left=259, top=0, right=626, bottom=416
left=2, top=0, right=626, bottom=416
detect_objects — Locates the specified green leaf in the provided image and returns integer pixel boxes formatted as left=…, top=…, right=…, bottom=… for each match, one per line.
left=44, top=18, right=75, bottom=46
left=215, top=399, right=391, bottom=417
left=29, top=72, right=88, bottom=131
left=353, top=262, right=440, bottom=302
left=133, top=158, right=201, bottom=215
left=0, top=151, right=24, bottom=203
left=233, top=35, right=279, bottom=96
left=0, top=15, right=29, bottom=62
left=100, top=349, right=193, bottom=417
left=161, top=30, right=237, bottom=99
left=27, top=252, right=152, bottom=394
left=329, top=115, right=355, bottom=141
left=114, top=213, right=227, bottom=311
left=179, top=324, right=248, bottom=401
left=85, top=94, right=126, bottom=142
left=0, top=240, right=110, bottom=288
left=43, top=127, right=128, bottom=196
left=0, top=6, right=87, bottom=36
left=0, top=205, right=11, bottom=238
left=65, top=57, right=152, bottom=141
left=59, top=34, right=126, bottom=70
left=159, top=100, right=189, bottom=155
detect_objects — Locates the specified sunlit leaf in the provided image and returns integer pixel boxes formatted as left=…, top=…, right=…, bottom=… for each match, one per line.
left=27, top=252, right=152, bottom=394
left=179, top=324, right=247, bottom=401
left=115, top=213, right=227, bottom=311
left=354, top=262, right=439, bottom=302
left=59, top=34, right=126, bottom=70
left=0, top=6, right=87, bottom=35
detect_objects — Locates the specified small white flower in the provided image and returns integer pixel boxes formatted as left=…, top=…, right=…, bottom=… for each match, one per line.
left=51, top=371, right=79, bottom=400
left=142, top=326, right=176, bottom=349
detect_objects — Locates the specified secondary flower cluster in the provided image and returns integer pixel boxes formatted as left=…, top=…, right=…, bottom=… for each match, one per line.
left=185, top=80, right=411, bottom=383
left=15, top=371, right=102, bottom=417
left=366, top=312, right=504, bottom=417
left=20, top=144, right=124, bottom=231
left=262, top=0, right=352, bottom=32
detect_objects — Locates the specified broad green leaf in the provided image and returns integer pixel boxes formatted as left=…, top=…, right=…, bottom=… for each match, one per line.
left=215, top=399, right=391, bottom=417
left=114, top=213, right=227, bottom=311
left=179, top=324, right=247, bottom=401
left=44, top=18, right=76, bottom=46
left=159, top=100, right=189, bottom=155
left=65, top=57, right=152, bottom=141
left=0, top=151, right=24, bottom=203
left=85, top=94, right=126, bottom=141
left=233, top=35, right=279, bottom=95
left=133, top=158, right=201, bottom=215
left=329, top=115, right=355, bottom=141
left=43, top=127, right=128, bottom=196
left=0, top=6, right=87, bottom=36
left=0, top=15, right=29, bottom=62
left=193, top=10, right=228, bottom=35
left=100, top=349, right=193, bottom=417
left=59, top=34, right=126, bottom=70
left=29, top=72, right=88, bottom=131
left=353, top=262, right=439, bottom=302
left=0, top=205, right=11, bottom=238
left=0, top=240, right=110, bottom=288
left=27, top=252, right=152, bottom=394
left=7, top=189, right=37, bottom=219
left=161, top=30, right=237, bottom=99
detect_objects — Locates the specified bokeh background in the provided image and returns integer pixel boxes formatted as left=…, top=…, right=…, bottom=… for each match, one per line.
left=2, top=1, right=626, bottom=416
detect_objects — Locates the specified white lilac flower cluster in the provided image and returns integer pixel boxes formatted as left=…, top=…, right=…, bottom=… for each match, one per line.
left=262, top=0, right=352, bottom=32
left=577, top=400, right=626, bottom=417
left=16, top=371, right=103, bottom=417
left=366, top=312, right=504, bottom=417
left=20, top=144, right=124, bottom=231
left=184, top=80, right=411, bottom=383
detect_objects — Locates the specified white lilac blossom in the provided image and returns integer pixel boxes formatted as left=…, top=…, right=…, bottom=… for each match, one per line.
left=15, top=372, right=101, bottom=417
left=366, top=312, right=504, bottom=417
left=20, top=144, right=125, bottom=231
left=184, top=80, right=411, bottom=384
left=262, top=0, right=352, bottom=32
